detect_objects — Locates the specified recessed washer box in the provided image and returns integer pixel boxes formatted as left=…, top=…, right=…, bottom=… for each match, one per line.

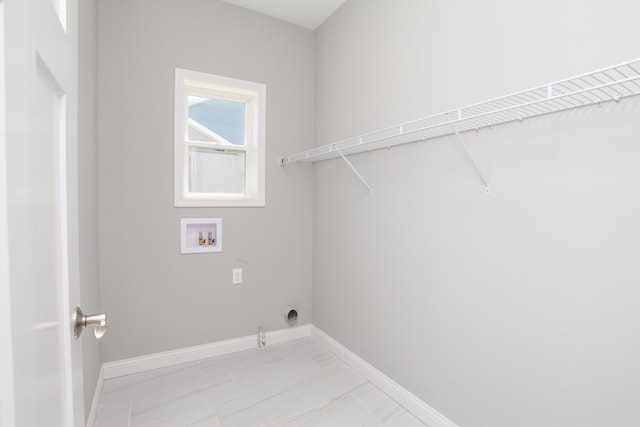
left=180, top=218, right=222, bottom=254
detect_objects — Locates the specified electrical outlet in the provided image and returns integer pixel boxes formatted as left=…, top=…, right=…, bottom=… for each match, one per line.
left=232, top=268, right=243, bottom=284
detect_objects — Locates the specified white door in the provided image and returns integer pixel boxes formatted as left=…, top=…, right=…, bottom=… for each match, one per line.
left=2, top=0, right=84, bottom=426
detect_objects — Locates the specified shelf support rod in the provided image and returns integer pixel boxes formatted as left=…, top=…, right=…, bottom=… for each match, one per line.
left=335, top=147, right=373, bottom=195
left=450, top=125, right=491, bottom=195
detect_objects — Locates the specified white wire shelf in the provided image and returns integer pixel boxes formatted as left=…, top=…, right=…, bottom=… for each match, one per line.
left=281, top=58, right=640, bottom=165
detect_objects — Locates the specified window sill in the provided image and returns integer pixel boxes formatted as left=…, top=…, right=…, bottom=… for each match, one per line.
left=174, top=196, right=265, bottom=208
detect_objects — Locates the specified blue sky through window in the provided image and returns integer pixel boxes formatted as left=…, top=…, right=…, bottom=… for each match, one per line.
left=188, top=96, right=245, bottom=145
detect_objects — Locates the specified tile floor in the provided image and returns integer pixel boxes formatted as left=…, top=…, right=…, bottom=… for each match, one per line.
left=94, top=336, right=426, bottom=426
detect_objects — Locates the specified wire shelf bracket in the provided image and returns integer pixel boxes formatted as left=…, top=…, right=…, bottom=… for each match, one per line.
left=335, top=147, right=373, bottom=195
left=280, top=57, right=640, bottom=194
left=450, top=124, right=491, bottom=195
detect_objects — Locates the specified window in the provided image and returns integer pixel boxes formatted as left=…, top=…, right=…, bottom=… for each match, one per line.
left=174, top=68, right=266, bottom=207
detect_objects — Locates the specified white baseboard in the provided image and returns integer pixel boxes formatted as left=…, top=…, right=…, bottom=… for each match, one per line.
left=94, top=324, right=454, bottom=427
left=102, top=324, right=312, bottom=379
left=85, top=365, right=104, bottom=427
left=312, top=326, right=459, bottom=427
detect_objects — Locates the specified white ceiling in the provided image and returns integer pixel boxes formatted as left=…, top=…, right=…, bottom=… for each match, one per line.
left=220, top=0, right=347, bottom=30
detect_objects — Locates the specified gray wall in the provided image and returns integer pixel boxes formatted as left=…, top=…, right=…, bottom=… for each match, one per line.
left=97, top=0, right=314, bottom=362
left=78, top=0, right=102, bottom=419
left=313, top=0, right=640, bottom=426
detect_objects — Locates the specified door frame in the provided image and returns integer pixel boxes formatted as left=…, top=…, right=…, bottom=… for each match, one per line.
left=0, top=1, right=17, bottom=426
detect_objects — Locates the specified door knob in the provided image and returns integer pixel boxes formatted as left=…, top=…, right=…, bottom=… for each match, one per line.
left=73, top=307, right=108, bottom=339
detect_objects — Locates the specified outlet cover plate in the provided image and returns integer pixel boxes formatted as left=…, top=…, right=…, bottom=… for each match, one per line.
left=232, top=268, right=243, bottom=284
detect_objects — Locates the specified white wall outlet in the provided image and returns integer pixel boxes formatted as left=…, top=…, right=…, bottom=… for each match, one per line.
left=232, top=268, right=243, bottom=284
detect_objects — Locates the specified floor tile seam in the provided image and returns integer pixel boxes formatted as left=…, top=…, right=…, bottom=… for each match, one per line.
left=321, top=344, right=341, bottom=361
left=199, top=371, right=240, bottom=404
left=364, top=380, right=423, bottom=424
left=230, top=358, right=323, bottom=395
left=306, top=364, right=355, bottom=399
left=103, top=367, right=204, bottom=398
left=270, top=395, right=339, bottom=427
left=128, top=364, right=201, bottom=384
left=126, top=375, right=211, bottom=409
left=257, top=411, right=305, bottom=427
left=102, top=382, right=149, bottom=398
left=201, top=353, right=285, bottom=379
left=272, top=377, right=334, bottom=423
left=321, top=380, right=371, bottom=403
left=309, top=376, right=326, bottom=403
left=308, top=394, right=363, bottom=423
left=197, top=364, right=206, bottom=382
left=257, top=377, right=331, bottom=426
left=252, top=363, right=324, bottom=385
left=384, top=409, right=425, bottom=426
left=254, top=401, right=322, bottom=427
left=227, top=370, right=242, bottom=398
left=307, top=378, right=366, bottom=412
left=310, top=351, right=337, bottom=366
left=219, top=376, right=315, bottom=422
left=131, top=400, right=220, bottom=427
left=185, top=412, right=220, bottom=427
left=230, top=359, right=297, bottom=384
left=382, top=407, right=413, bottom=424
left=106, top=374, right=203, bottom=401
left=335, top=393, right=385, bottom=427
left=270, top=345, right=322, bottom=361
left=272, top=343, right=288, bottom=360
left=98, top=391, right=136, bottom=408
left=348, top=387, right=393, bottom=425
left=311, top=340, right=425, bottom=425
left=350, top=384, right=405, bottom=424
left=127, top=398, right=133, bottom=427
left=304, top=358, right=340, bottom=377
left=129, top=380, right=224, bottom=419
left=199, top=354, right=254, bottom=373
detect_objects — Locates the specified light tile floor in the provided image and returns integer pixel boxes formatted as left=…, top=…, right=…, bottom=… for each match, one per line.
left=95, top=336, right=426, bottom=427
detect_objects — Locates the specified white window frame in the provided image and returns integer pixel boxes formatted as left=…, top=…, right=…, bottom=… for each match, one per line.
left=174, top=68, right=266, bottom=207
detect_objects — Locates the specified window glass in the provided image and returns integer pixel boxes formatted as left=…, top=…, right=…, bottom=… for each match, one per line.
left=188, top=96, right=245, bottom=146
left=188, top=146, right=246, bottom=194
